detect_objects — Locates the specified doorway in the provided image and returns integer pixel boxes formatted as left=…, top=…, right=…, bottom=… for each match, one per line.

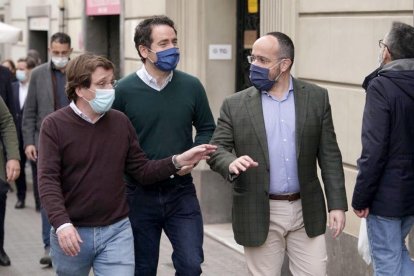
left=85, top=15, right=120, bottom=79
left=28, top=30, right=48, bottom=64
left=236, top=0, right=260, bottom=91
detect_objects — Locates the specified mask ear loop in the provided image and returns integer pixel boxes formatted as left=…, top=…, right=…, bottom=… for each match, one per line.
left=270, top=59, right=285, bottom=82
left=146, top=47, right=157, bottom=64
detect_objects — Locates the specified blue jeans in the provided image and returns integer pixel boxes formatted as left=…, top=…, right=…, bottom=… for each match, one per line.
left=127, top=181, right=204, bottom=276
left=50, top=217, right=134, bottom=276
left=367, top=214, right=414, bottom=276
left=41, top=207, right=51, bottom=248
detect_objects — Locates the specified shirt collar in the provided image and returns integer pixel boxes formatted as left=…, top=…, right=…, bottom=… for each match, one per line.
left=136, top=64, right=173, bottom=91
left=69, top=101, right=105, bottom=124
left=262, top=75, right=294, bottom=101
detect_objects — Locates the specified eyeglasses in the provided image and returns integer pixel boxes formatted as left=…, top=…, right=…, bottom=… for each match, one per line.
left=247, top=55, right=286, bottom=65
left=93, top=79, right=117, bottom=89
left=378, top=39, right=392, bottom=56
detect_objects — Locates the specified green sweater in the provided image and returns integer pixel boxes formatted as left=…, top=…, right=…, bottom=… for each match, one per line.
left=113, top=70, right=215, bottom=185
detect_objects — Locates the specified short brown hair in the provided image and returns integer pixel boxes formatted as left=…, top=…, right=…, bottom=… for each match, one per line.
left=17, top=57, right=37, bottom=70
left=65, top=53, right=114, bottom=101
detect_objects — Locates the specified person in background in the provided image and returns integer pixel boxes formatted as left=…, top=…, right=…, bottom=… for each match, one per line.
left=0, top=92, right=20, bottom=266
left=27, top=49, right=42, bottom=67
left=38, top=53, right=216, bottom=276
left=207, top=31, right=347, bottom=276
left=113, top=15, right=216, bottom=275
left=1, top=59, right=17, bottom=82
left=22, top=32, right=73, bottom=267
left=10, top=57, right=37, bottom=209
left=0, top=63, right=15, bottom=111
left=352, top=21, right=414, bottom=275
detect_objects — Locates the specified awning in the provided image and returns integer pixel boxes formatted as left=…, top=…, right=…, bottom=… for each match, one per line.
left=0, top=22, right=22, bottom=43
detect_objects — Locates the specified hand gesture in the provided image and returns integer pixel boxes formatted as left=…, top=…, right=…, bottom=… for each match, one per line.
left=175, top=144, right=217, bottom=167
left=177, top=165, right=194, bottom=176
left=229, top=155, right=258, bottom=175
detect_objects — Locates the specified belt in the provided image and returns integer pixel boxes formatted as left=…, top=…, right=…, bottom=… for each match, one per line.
left=269, top=192, right=300, bottom=201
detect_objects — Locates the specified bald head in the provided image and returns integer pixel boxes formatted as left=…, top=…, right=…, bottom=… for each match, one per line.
left=252, top=32, right=294, bottom=70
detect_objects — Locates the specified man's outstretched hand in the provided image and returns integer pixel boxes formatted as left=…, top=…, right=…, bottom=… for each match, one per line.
left=175, top=144, right=217, bottom=167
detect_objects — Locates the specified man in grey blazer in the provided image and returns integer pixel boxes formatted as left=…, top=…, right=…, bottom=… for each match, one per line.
left=22, top=32, right=73, bottom=267
left=208, top=32, right=347, bottom=275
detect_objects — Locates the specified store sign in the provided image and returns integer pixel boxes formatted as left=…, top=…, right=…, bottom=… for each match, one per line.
left=209, top=44, right=232, bottom=60
left=86, top=0, right=121, bottom=16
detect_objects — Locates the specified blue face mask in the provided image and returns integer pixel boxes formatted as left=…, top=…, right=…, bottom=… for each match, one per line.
left=86, top=88, right=115, bottom=114
left=148, top=47, right=180, bottom=72
left=249, top=63, right=283, bottom=91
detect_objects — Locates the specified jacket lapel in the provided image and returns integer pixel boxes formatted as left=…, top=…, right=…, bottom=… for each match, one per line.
left=293, top=78, right=307, bottom=159
left=245, top=88, right=270, bottom=167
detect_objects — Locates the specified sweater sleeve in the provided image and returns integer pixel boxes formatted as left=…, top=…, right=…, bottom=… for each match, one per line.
left=124, top=119, right=177, bottom=184
left=38, top=116, right=71, bottom=229
left=192, top=80, right=216, bottom=146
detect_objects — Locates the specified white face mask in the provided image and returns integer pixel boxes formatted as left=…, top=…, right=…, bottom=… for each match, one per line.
left=51, top=56, right=69, bottom=68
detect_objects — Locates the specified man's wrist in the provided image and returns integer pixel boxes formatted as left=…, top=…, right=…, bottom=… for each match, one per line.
left=172, top=155, right=182, bottom=170
left=56, top=223, right=73, bottom=233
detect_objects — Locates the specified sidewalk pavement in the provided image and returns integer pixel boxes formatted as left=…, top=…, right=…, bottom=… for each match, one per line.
left=0, top=186, right=247, bottom=275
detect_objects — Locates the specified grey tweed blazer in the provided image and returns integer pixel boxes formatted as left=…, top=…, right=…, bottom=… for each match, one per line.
left=207, top=78, right=348, bottom=247
left=22, top=62, right=56, bottom=148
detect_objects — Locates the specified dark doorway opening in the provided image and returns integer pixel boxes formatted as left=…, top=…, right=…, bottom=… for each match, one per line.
left=236, top=0, right=260, bottom=91
left=85, top=15, right=120, bottom=79
left=29, top=30, right=48, bottom=64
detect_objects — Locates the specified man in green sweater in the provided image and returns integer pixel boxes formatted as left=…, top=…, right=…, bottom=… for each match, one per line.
left=113, top=15, right=215, bottom=275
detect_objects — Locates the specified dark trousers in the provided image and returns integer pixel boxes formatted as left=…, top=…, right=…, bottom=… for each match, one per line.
left=127, top=181, right=204, bottom=276
left=0, top=180, right=8, bottom=249
left=30, top=161, right=40, bottom=209
left=14, top=145, right=27, bottom=202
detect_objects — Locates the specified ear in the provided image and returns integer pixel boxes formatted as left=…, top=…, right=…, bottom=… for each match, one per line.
left=280, top=59, right=292, bottom=72
left=75, top=86, right=84, bottom=98
left=383, top=47, right=392, bottom=63
left=138, top=45, right=149, bottom=58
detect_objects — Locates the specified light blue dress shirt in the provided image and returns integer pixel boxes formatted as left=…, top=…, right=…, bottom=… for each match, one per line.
left=261, top=76, right=300, bottom=194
